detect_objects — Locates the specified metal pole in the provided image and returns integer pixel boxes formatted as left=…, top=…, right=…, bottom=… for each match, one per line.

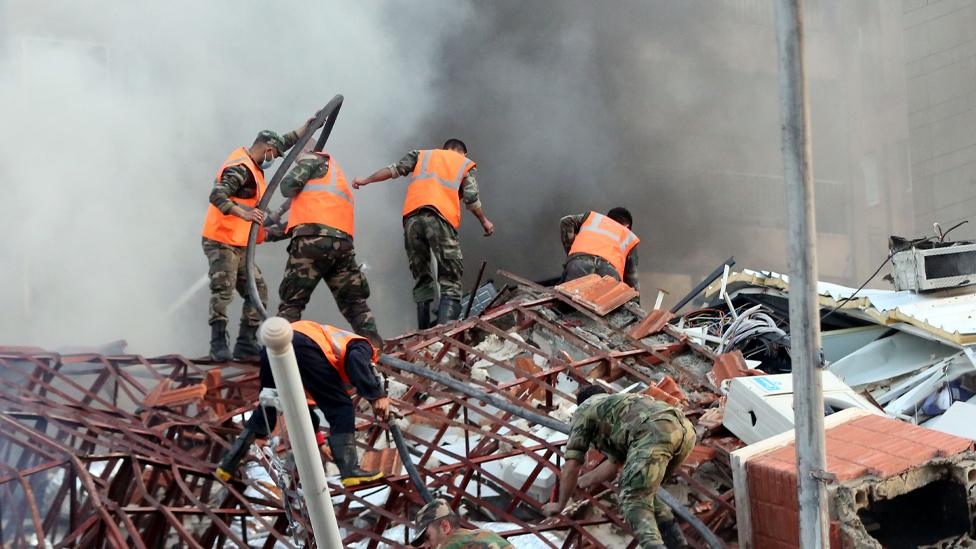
left=773, top=1, right=828, bottom=547
left=260, top=317, right=343, bottom=549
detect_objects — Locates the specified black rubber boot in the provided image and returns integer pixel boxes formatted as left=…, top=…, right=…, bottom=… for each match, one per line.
left=660, top=520, right=688, bottom=549
left=416, top=300, right=432, bottom=330
left=209, top=321, right=232, bottom=362
left=436, top=298, right=462, bottom=325
left=328, top=432, right=383, bottom=487
left=215, top=428, right=257, bottom=481
left=233, top=322, right=261, bottom=361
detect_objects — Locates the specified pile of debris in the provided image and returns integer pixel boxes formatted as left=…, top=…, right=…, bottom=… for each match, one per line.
left=0, top=270, right=742, bottom=547
left=4, top=266, right=976, bottom=548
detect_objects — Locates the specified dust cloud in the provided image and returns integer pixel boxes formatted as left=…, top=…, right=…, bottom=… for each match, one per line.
left=0, top=1, right=469, bottom=354
left=0, top=1, right=912, bottom=354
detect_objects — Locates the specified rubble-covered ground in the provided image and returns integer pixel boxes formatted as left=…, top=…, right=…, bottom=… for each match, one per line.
left=4, top=267, right=976, bottom=547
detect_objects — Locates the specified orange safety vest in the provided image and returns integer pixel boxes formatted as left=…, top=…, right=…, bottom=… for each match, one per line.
left=286, top=153, right=355, bottom=237
left=401, top=149, right=476, bottom=229
left=568, top=212, right=640, bottom=279
left=291, top=320, right=378, bottom=386
left=201, top=147, right=266, bottom=246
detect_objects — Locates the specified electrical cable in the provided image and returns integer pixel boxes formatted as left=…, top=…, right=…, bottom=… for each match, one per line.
left=820, top=253, right=892, bottom=322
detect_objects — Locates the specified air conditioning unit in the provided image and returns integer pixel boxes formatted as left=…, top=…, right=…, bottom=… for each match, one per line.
left=891, top=243, right=976, bottom=292
left=722, top=372, right=882, bottom=444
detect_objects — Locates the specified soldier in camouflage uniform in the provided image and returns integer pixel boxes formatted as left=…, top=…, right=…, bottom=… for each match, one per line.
left=544, top=386, right=696, bottom=549
left=268, top=152, right=382, bottom=348
left=410, top=498, right=513, bottom=548
left=352, top=139, right=494, bottom=329
left=560, top=207, right=640, bottom=294
left=201, top=120, right=310, bottom=361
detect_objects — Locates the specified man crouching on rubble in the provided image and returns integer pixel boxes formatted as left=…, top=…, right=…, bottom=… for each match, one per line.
left=543, top=386, right=696, bottom=549
left=215, top=320, right=391, bottom=487
left=560, top=207, right=640, bottom=295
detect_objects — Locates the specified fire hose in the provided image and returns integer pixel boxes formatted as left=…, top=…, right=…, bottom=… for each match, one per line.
left=241, top=95, right=721, bottom=548
left=239, top=95, right=432, bottom=549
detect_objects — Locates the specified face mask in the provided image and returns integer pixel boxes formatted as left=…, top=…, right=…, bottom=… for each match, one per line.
left=260, top=151, right=275, bottom=170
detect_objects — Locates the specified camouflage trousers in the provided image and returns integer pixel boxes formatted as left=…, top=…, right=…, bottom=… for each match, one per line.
left=202, top=237, right=268, bottom=327
left=618, top=412, right=697, bottom=548
left=403, top=210, right=464, bottom=303
left=563, top=253, right=620, bottom=282
left=277, top=235, right=381, bottom=345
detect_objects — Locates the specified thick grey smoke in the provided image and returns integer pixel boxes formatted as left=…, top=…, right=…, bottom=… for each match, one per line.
left=420, top=0, right=912, bottom=303
left=0, top=1, right=469, bottom=354
left=0, top=1, right=912, bottom=354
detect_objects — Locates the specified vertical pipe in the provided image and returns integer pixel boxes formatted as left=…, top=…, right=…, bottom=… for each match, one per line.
left=260, top=317, right=342, bottom=549
left=773, top=1, right=828, bottom=547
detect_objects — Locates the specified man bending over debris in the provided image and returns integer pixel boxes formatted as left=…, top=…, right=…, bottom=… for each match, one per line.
left=216, top=320, right=390, bottom=487
left=410, top=498, right=513, bottom=548
left=352, top=139, right=495, bottom=329
left=560, top=207, right=640, bottom=295
left=543, top=386, right=695, bottom=549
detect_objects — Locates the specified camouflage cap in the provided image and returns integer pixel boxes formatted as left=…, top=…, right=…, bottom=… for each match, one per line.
left=411, top=498, right=455, bottom=546
left=254, top=130, right=286, bottom=154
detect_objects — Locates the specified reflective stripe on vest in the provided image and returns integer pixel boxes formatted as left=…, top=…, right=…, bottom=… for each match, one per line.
left=401, top=149, right=475, bottom=229
left=291, top=321, right=378, bottom=386
left=201, top=147, right=267, bottom=247
left=568, top=212, right=640, bottom=278
left=286, top=154, right=355, bottom=236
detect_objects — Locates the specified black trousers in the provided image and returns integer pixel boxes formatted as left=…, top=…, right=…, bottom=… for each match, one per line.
left=244, top=354, right=356, bottom=436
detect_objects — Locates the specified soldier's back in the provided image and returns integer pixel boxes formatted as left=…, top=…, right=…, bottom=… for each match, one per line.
left=440, top=528, right=513, bottom=549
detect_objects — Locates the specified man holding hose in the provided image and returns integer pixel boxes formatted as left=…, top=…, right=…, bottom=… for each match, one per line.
left=200, top=119, right=311, bottom=361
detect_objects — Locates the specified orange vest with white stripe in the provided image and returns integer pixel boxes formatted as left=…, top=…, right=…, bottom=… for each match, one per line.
left=568, top=212, right=640, bottom=279
left=286, top=153, right=355, bottom=237
left=291, top=321, right=377, bottom=386
left=401, top=149, right=475, bottom=229
left=201, top=147, right=266, bottom=246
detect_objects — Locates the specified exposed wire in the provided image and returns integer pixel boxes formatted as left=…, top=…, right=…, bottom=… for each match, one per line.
left=820, top=253, right=893, bottom=323
left=939, top=219, right=969, bottom=242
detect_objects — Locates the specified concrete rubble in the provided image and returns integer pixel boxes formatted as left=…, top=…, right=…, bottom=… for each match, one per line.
left=4, top=267, right=976, bottom=547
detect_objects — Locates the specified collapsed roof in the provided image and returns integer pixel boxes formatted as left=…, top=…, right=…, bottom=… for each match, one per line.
left=0, top=271, right=739, bottom=548
left=5, top=266, right=975, bottom=547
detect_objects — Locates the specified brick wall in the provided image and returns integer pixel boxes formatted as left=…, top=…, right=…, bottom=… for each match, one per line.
left=744, top=413, right=974, bottom=547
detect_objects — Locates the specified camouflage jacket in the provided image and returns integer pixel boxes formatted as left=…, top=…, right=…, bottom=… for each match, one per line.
left=564, top=394, right=681, bottom=463
left=388, top=150, right=482, bottom=212
left=208, top=130, right=300, bottom=214
left=276, top=153, right=352, bottom=241
left=439, top=528, right=513, bottom=549
left=560, top=213, right=640, bottom=290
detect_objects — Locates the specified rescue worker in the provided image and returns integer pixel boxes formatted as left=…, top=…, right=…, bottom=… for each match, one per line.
left=215, top=320, right=391, bottom=487
left=272, top=150, right=382, bottom=348
left=201, top=120, right=312, bottom=361
left=560, top=207, right=640, bottom=295
left=352, top=139, right=495, bottom=329
left=410, top=498, right=513, bottom=548
left=543, top=386, right=695, bottom=549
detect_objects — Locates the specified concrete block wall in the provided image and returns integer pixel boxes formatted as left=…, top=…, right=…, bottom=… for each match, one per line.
left=733, top=409, right=976, bottom=548
left=903, top=0, right=976, bottom=240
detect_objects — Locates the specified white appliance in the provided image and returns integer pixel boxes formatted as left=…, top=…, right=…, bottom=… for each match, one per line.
left=891, top=243, right=976, bottom=292
left=723, top=371, right=882, bottom=444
